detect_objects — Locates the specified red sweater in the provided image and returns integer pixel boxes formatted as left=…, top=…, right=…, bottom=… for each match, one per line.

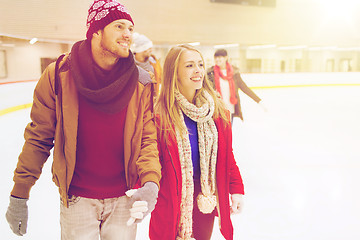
left=69, top=95, right=128, bottom=199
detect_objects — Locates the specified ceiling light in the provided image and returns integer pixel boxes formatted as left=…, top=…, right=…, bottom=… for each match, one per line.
left=29, top=38, right=38, bottom=44
left=278, top=45, right=307, bottom=50
left=248, top=44, right=276, bottom=49
left=188, top=42, right=200, bottom=46
left=214, top=43, right=239, bottom=49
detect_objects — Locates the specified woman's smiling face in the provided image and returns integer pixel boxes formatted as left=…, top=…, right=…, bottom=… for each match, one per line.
left=177, top=50, right=205, bottom=102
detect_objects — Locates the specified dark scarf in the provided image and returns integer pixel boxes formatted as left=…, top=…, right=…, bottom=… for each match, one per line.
left=214, top=62, right=237, bottom=105
left=70, top=40, right=138, bottom=114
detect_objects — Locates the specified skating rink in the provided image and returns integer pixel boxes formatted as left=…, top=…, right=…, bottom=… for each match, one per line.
left=1, top=73, right=360, bottom=240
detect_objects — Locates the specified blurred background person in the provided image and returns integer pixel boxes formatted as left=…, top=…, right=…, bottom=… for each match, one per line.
left=207, top=48, right=266, bottom=123
left=131, top=32, right=162, bottom=95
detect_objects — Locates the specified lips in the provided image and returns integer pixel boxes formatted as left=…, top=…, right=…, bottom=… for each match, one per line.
left=191, top=76, right=202, bottom=81
left=118, top=41, right=129, bottom=48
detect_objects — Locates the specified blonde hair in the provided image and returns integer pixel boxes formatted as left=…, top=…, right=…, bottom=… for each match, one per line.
left=155, top=44, right=230, bottom=140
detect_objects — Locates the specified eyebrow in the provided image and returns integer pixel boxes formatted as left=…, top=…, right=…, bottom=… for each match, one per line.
left=113, top=20, right=134, bottom=27
left=184, top=60, right=203, bottom=64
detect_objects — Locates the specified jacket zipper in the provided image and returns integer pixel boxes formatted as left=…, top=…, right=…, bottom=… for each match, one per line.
left=166, top=143, right=179, bottom=197
left=56, top=83, right=69, bottom=207
left=127, top=85, right=149, bottom=189
left=165, top=142, right=180, bottom=236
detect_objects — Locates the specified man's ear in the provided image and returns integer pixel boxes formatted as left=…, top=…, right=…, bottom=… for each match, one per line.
left=93, top=29, right=102, bottom=39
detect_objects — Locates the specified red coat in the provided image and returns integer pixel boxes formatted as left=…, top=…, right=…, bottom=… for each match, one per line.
left=150, top=116, right=244, bottom=240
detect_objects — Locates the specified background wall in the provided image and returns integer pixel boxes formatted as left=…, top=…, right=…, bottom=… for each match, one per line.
left=2, top=42, right=70, bottom=81
left=1, top=0, right=360, bottom=82
left=1, top=0, right=360, bottom=46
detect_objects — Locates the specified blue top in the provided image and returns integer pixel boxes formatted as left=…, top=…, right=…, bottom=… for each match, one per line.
left=183, top=114, right=200, bottom=180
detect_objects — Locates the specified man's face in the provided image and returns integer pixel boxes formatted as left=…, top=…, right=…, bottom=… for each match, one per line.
left=98, top=19, right=134, bottom=58
left=214, top=56, right=227, bottom=69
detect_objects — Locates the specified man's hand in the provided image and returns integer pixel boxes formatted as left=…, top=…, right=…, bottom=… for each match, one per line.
left=6, top=196, right=29, bottom=236
left=258, top=100, right=268, bottom=112
left=126, top=182, right=159, bottom=225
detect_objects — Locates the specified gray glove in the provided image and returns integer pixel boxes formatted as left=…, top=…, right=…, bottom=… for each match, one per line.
left=6, top=196, right=29, bottom=236
left=128, top=182, right=159, bottom=223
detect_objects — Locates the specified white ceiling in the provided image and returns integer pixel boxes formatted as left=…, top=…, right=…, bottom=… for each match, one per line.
left=1, top=0, right=360, bottom=47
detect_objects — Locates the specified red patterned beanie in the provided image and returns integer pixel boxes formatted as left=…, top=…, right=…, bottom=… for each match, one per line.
left=86, top=0, right=134, bottom=39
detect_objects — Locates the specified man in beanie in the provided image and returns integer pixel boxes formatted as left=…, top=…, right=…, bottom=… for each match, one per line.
left=207, top=48, right=266, bottom=123
left=5, top=0, right=161, bottom=239
left=131, top=32, right=162, bottom=95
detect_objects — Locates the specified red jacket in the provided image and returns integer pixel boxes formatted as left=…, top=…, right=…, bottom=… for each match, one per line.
left=150, top=116, right=244, bottom=240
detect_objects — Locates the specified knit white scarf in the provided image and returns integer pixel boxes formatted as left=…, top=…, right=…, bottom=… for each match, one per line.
left=175, top=90, right=218, bottom=240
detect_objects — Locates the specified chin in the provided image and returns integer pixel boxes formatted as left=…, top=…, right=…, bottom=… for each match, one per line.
left=118, top=50, right=130, bottom=58
left=196, top=82, right=204, bottom=89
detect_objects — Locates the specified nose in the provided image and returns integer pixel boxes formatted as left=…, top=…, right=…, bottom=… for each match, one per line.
left=123, top=29, right=132, bottom=39
left=195, top=64, right=202, bottom=73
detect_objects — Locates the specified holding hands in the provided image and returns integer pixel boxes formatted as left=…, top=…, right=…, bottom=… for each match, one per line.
left=126, top=182, right=159, bottom=225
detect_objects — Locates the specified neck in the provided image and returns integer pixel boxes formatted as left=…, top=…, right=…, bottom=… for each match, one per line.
left=91, top=39, right=118, bottom=71
left=181, top=90, right=196, bottom=103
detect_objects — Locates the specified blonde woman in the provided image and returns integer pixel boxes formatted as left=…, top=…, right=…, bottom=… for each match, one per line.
left=149, top=44, right=244, bottom=240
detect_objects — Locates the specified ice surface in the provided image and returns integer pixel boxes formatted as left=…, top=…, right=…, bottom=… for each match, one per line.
left=1, top=74, right=360, bottom=239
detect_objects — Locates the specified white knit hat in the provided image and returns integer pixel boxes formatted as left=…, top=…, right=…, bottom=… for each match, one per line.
left=131, top=32, right=153, bottom=53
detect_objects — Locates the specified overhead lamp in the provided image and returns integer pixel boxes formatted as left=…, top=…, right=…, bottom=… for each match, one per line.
left=214, top=43, right=239, bottom=49
left=1, top=43, right=15, bottom=47
left=29, top=38, right=38, bottom=44
left=188, top=42, right=200, bottom=46
left=336, top=47, right=360, bottom=51
left=308, top=46, right=337, bottom=51
left=247, top=44, right=276, bottom=49
left=278, top=45, right=307, bottom=50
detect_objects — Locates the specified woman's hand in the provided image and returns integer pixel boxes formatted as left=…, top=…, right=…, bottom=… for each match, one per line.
left=230, top=194, right=244, bottom=214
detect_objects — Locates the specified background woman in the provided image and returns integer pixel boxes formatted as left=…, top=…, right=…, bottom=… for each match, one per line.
left=207, top=48, right=265, bottom=123
left=149, top=44, right=245, bottom=240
